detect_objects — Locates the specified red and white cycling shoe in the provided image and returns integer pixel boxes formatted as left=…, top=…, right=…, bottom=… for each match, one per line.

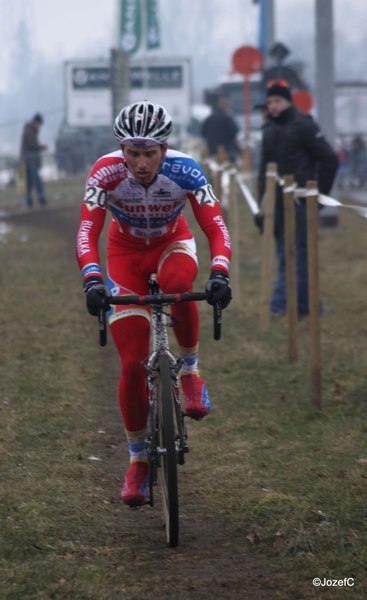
left=121, top=462, right=149, bottom=507
left=180, top=374, right=211, bottom=420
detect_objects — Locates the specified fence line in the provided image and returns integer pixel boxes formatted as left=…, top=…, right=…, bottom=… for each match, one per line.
left=202, top=149, right=367, bottom=408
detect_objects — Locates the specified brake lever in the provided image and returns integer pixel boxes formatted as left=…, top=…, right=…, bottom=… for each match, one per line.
left=213, top=302, right=222, bottom=341
left=98, top=307, right=107, bottom=347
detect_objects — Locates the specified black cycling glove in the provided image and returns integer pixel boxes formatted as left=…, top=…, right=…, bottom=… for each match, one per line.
left=205, top=270, right=232, bottom=309
left=84, top=276, right=111, bottom=316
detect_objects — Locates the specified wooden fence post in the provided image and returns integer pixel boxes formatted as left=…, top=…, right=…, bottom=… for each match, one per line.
left=283, top=174, right=298, bottom=363
left=259, top=162, right=277, bottom=330
left=306, top=180, right=322, bottom=408
left=216, top=145, right=229, bottom=165
left=228, top=170, right=239, bottom=305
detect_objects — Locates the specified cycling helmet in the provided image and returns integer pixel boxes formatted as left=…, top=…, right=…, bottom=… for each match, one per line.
left=113, top=102, right=173, bottom=147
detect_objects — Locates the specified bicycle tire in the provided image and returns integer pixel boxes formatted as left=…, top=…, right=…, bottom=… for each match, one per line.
left=157, top=354, right=179, bottom=547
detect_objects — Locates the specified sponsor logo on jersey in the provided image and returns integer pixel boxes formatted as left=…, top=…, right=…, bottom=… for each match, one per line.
left=82, top=263, right=102, bottom=278
left=162, top=159, right=208, bottom=188
left=77, top=220, right=94, bottom=256
left=88, top=162, right=126, bottom=186
left=152, top=187, right=172, bottom=198
left=213, top=215, right=231, bottom=250
left=114, top=195, right=143, bottom=205
left=109, top=199, right=183, bottom=223
left=129, top=226, right=168, bottom=238
left=212, top=255, right=230, bottom=271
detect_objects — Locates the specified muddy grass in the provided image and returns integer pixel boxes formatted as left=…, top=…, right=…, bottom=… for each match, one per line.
left=0, top=180, right=367, bottom=598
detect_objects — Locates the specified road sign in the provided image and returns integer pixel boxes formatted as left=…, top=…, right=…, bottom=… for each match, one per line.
left=232, top=46, right=263, bottom=76
left=292, top=89, right=313, bottom=113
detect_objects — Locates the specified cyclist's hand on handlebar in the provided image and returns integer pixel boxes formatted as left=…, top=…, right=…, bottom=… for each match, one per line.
left=84, top=276, right=112, bottom=316
left=205, top=270, right=232, bottom=309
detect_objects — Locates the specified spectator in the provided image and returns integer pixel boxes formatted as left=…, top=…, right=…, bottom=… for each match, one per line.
left=254, top=94, right=270, bottom=127
left=257, top=80, right=339, bottom=317
left=201, top=95, right=240, bottom=163
left=20, top=114, right=48, bottom=207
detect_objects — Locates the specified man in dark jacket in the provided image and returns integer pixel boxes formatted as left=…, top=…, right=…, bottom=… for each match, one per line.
left=20, top=114, right=48, bottom=207
left=257, top=80, right=338, bottom=317
left=201, top=95, right=240, bottom=162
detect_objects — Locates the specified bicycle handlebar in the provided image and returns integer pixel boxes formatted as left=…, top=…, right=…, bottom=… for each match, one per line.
left=97, top=292, right=222, bottom=346
left=108, top=291, right=207, bottom=306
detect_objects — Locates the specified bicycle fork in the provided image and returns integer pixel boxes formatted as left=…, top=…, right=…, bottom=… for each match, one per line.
left=144, top=308, right=188, bottom=502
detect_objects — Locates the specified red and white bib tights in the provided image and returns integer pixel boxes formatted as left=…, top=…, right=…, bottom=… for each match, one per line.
left=76, top=148, right=231, bottom=435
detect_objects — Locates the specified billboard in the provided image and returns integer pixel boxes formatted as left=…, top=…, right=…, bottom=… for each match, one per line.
left=64, top=58, right=191, bottom=132
left=129, top=59, right=191, bottom=128
left=65, top=61, right=113, bottom=127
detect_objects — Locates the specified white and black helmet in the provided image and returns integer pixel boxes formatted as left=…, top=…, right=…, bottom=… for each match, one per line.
left=113, top=102, right=173, bottom=147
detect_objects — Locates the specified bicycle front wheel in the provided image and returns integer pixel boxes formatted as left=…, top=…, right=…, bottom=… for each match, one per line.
left=157, top=354, right=179, bottom=547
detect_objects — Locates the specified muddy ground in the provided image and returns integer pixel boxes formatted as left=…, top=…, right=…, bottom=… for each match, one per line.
left=2, top=201, right=289, bottom=600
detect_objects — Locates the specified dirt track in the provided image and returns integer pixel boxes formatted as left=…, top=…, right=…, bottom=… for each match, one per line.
left=4, top=202, right=285, bottom=600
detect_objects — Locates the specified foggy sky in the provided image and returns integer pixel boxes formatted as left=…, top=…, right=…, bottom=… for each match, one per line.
left=1, top=0, right=367, bottom=153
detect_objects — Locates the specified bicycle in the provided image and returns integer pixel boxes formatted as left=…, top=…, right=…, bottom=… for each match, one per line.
left=97, top=275, right=222, bottom=547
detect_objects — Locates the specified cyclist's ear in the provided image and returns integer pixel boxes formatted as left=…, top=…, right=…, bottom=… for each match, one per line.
left=162, top=142, right=168, bottom=156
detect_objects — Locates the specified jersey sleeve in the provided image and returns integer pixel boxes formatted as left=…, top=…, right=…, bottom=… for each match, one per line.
left=171, top=156, right=231, bottom=274
left=76, top=160, right=109, bottom=282
left=188, top=186, right=232, bottom=275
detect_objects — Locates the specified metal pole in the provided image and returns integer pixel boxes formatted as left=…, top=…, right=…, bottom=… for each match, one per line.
left=315, top=0, right=335, bottom=147
left=110, top=49, right=130, bottom=122
left=315, top=0, right=338, bottom=227
left=259, top=0, right=275, bottom=66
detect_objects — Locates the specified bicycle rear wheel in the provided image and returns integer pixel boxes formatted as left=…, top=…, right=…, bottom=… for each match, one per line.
left=157, top=354, right=179, bottom=547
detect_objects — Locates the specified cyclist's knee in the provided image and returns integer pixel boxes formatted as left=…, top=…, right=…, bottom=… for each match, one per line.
left=159, top=254, right=197, bottom=293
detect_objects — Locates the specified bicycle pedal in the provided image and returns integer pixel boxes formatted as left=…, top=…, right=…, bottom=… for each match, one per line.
left=183, top=411, right=203, bottom=422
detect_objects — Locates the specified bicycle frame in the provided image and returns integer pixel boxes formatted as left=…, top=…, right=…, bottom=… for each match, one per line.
left=144, top=278, right=188, bottom=504
left=96, top=279, right=222, bottom=546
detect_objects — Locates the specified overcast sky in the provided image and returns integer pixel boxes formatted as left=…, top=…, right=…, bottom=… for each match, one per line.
left=1, top=0, right=367, bottom=91
left=1, top=0, right=367, bottom=152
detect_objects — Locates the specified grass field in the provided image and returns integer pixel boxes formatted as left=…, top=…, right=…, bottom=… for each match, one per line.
left=1, top=177, right=367, bottom=599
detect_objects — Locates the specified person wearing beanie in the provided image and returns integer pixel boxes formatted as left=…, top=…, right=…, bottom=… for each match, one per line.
left=256, top=79, right=339, bottom=317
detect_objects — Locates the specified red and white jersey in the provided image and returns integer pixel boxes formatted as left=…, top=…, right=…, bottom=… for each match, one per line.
left=76, top=148, right=231, bottom=281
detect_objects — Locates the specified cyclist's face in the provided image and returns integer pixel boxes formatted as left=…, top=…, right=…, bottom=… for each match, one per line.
left=267, top=96, right=291, bottom=118
left=122, top=143, right=168, bottom=185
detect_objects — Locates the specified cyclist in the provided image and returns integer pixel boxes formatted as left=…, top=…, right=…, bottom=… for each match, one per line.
left=76, top=102, right=232, bottom=506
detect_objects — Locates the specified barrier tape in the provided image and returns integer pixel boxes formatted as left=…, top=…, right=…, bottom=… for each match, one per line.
left=202, top=158, right=231, bottom=173
left=220, top=168, right=237, bottom=208
left=237, top=173, right=367, bottom=219
left=204, top=159, right=367, bottom=219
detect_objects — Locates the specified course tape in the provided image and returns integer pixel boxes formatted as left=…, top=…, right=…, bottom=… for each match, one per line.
left=203, top=159, right=367, bottom=219
left=236, top=174, right=367, bottom=219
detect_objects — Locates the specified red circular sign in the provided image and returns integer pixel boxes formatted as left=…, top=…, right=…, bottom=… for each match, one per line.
left=232, top=46, right=263, bottom=76
left=292, top=89, right=313, bottom=113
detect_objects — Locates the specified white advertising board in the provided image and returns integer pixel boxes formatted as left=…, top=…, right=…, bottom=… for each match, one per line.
left=65, top=61, right=113, bottom=127
left=64, top=58, right=191, bottom=132
left=129, top=58, right=191, bottom=127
